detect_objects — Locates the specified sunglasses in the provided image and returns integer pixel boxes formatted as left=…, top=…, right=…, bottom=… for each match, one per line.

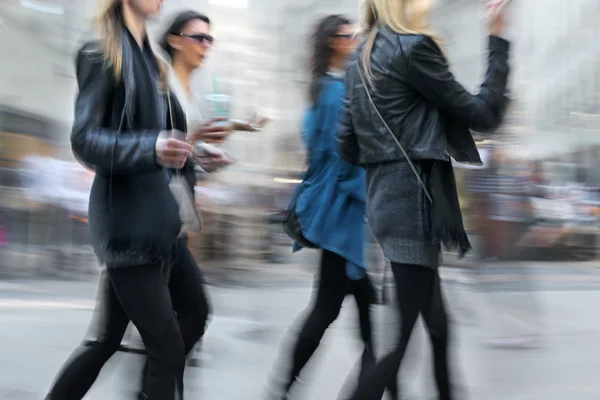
left=179, top=33, right=214, bottom=46
left=332, top=33, right=355, bottom=39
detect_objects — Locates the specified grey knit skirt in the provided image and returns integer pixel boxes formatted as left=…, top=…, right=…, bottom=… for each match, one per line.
left=365, top=160, right=441, bottom=268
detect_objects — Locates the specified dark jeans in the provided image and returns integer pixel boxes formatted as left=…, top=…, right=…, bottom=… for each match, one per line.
left=46, top=238, right=210, bottom=400
left=283, top=249, right=375, bottom=394
left=347, top=263, right=451, bottom=400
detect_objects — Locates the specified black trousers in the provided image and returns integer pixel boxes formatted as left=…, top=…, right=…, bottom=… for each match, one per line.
left=46, top=238, right=210, bottom=400
left=347, top=263, right=451, bottom=400
left=283, top=249, right=375, bottom=394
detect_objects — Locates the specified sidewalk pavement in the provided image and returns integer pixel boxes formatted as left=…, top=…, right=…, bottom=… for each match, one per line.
left=1, top=271, right=600, bottom=399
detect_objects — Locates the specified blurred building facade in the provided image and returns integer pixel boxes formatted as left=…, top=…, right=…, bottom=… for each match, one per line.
left=433, top=0, right=600, bottom=161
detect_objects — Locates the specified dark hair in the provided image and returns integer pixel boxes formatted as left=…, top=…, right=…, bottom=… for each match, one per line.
left=159, top=10, right=210, bottom=59
left=308, top=15, right=351, bottom=105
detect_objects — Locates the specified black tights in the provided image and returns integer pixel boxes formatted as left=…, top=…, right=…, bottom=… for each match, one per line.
left=46, top=238, right=210, bottom=400
left=283, top=250, right=375, bottom=395
left=347, top=263, right=451, bottom=400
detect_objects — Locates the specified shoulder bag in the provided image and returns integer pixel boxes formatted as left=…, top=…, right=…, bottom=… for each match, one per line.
left=166, top=91, right=202, bottom=235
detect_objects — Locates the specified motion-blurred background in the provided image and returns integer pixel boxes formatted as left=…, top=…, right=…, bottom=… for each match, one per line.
left=0, top=0, right=600, bottom=399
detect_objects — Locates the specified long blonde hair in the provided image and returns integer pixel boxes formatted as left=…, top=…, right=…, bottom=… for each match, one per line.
left=93, top=0, right=168, bottom=89
left=361, top=0, right=441, bottom=81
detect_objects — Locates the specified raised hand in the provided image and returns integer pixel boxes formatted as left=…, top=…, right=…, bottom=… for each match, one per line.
left=485, top=0, right=508, bottom=36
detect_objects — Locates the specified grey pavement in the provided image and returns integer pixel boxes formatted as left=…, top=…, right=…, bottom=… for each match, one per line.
left=0, top=263, right=600, bottom=399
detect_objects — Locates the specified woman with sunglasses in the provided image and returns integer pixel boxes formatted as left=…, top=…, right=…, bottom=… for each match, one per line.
left=159, top=9, right=270, bottom=256
left=157, top=8, right=272, bottom=370
left=271, top=15, right=380, bottom=400
left=160, top=10, right=270, bottom=157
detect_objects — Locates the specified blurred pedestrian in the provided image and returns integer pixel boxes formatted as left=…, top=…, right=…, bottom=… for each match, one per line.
left=336, top=0, right=511, bottom=398
left=150, top=9, right=236, bottom=371
left=160, top=10, right=233, bottom=174
left=159, top=9, right=270, bottom=261
left=44, top=0, right=219, bottom=399
left=274, top=15, right=376, bottom=400
left=159, top=10, right=270, bottom=150
left=468, top=150, right=543, bottom=348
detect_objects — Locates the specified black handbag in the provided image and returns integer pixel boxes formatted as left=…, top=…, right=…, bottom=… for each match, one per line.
left=282, top=183, right=319, bottom=249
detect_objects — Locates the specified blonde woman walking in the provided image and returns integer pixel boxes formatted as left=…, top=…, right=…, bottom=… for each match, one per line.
left=337, top=0, right=511, bottom=398
left=44, top=1, right=227, bottom=399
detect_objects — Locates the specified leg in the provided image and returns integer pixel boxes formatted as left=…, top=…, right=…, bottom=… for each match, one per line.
left=169, top=238, right=211, bottom=355
left=349, top=263, right=435, bottom=400
left=350, top=276, right=375, bottom=372
left=283, top=250, right=348, bottom=393
left=46, top=271, right=130, bottom=400
left=141, top=238, right=211, bottom=387
left=351, top=275, right=400, bottom=399
left=109, top=263, right=185, bottom=400
left=350, top=276, right=375, bottom=346
left=421, top=270, right=452, bottom=400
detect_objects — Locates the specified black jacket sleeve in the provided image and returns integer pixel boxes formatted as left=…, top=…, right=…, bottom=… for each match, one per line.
left=407, top=35, right=510, bottom=133
left=70, top=44, right=161, bottom=174
left=336, top=76, right=361, bottom=165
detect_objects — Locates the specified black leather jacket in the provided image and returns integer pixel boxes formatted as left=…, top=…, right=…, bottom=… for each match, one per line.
left=72, top=32, right=189, bottom=268
left=337, top=29, right=510, bottom=166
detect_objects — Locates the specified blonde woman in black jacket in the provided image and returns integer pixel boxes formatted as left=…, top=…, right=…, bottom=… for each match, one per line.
left=45, top=1, right=227, bottom=399
left=337, top=0, right=511, bottom=399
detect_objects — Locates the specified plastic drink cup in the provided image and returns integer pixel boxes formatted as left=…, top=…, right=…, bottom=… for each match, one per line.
left=205, top=94, right=231, bottom=127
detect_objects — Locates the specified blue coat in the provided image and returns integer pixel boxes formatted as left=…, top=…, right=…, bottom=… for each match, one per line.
left=293, top=76, right=367, bottom=279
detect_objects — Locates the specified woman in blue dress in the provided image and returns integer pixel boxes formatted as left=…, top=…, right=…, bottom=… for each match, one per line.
left=275, top=15, right=378, bottom=399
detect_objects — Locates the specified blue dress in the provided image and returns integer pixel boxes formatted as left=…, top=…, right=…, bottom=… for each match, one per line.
left=293, top=75, right=367, bottom=279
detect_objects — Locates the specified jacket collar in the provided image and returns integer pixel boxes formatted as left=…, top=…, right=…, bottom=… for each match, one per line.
left=119, top=21, right=166, bottom=131
left=119, top=22, right=136, bottom=127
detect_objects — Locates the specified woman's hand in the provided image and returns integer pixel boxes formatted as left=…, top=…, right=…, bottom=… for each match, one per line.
left=188, top=118, right=232, bottom=144
left=195, top=142, right=233, bottom=172
left=231, top=114, right=272, bottom=132
left=486, top=0, right=508, bottom=36
left=155, top=131, right=194, bottom=169
left=199, top=152, right=233, bottom=172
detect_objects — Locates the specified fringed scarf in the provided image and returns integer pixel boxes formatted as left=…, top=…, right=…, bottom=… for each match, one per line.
left=430, top=160, right=471, bottom=257
left=433, top=115, right=489, bottom=258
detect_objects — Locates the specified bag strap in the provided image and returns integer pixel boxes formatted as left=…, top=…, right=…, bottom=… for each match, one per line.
left=166, top=90, right=181, bottom=180
left=167, top=89, right=175, bottom=130
left=355, top=62, right=432, bottom=203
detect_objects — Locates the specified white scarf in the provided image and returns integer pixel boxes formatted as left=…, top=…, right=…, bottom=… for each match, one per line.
left=327, top=67, right=345, bottom=79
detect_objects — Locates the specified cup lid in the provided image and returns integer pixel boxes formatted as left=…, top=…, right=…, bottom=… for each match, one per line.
left=205, top=94, right=231, bottom=102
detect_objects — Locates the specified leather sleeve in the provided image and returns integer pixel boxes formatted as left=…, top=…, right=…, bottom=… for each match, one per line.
left=407, top=35, right=510, bottom=133
left=335, top=81, right=361, bottom=165
left=70, top=44, right=160, bottom=174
